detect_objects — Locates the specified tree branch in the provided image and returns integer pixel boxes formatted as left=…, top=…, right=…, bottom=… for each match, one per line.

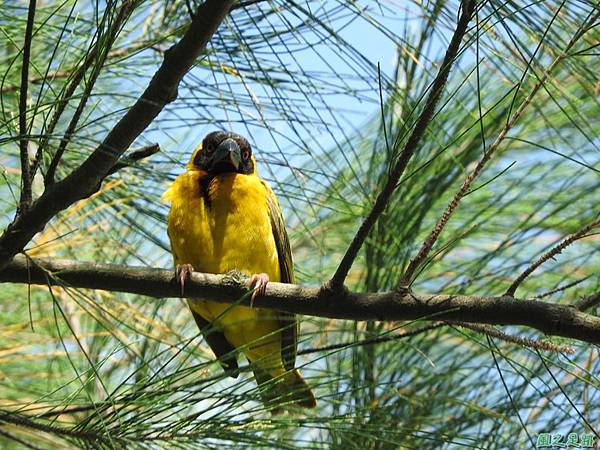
left=0, top=0, right=235, bottom=270
left=17, top=0, right=37, bottom=212
left=0, top=43, right=161, bottom=95
left=0, top=410, right=107, bottom=443
left=505, top=216, right=600, bottom=296
left=449, top=321, right=575, bottom=354
left=44, top=2, right=137, bottom=186
left=399, top=8, right=600, bottom=287
left=575, top=291, right=600, bottom=312
left=230, top=0, right=272, bottom=10
left=31, top=41, right=160, bottom=176
left=33, top=12, right=120, bottom=179
left=105, top=143, right=160, bottom=177
left=1, top=255, right=599, bottom=345
left=327, top=0, right=476, bottom=290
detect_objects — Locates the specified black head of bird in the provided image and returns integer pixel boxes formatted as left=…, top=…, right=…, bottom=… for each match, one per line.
left=191, top=131, right=255, bottom=175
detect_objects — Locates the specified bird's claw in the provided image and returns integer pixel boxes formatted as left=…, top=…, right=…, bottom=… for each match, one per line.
left=248, top=273, right=269, bottom=307
left=176, top=263, right=194, bottom=295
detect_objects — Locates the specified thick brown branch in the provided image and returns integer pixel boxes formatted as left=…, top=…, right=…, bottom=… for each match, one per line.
left=0, top=0, right=234, bottom=270
left=18, top=0, right=37, bottom=212
left=1, top=256, right=599, bottom=345
left=328, top=0, right=476, bottom=290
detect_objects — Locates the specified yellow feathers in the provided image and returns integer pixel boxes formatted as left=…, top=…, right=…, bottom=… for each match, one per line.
left=164, top=170, right=279, bottom=278
left=163, top=131, right=315, bottom=410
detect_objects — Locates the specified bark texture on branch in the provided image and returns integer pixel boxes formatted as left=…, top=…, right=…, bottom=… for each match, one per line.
left=0, top=0, right=234, bottom=270
left=329, top=0, right=476, bottom=290
left=2, top=255, right=599, bottom=345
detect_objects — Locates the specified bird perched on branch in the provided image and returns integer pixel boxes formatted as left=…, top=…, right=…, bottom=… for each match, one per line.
left=162, top=131, right=316, bottom=411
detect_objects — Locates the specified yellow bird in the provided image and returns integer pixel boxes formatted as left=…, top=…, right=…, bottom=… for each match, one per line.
left=162, top=131, right=316, bottom=410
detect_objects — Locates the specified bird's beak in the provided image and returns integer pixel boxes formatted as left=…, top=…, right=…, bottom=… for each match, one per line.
left=210, top=138, right=241, bottom=171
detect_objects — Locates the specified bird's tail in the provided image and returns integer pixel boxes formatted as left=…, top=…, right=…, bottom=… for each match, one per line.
left=253, top=367, right=316, bottom=413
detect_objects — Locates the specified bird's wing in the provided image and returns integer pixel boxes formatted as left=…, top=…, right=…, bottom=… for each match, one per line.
left=190, top=308, right=239, bottom=378
left=263, top=181, right=298, bottom=371
left=169, top=234, right=239, bottom=378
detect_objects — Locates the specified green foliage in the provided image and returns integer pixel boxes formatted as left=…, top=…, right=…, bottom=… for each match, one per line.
left=0, top=0, right=598, bottom=448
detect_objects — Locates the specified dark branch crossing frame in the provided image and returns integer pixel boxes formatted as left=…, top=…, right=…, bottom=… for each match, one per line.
left=2, top=256, right=599, bottom=346
left=0, top=1, right=598, bottom=370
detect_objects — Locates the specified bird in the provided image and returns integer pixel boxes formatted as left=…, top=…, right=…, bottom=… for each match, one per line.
left=162, top=130, right=316, bottom=411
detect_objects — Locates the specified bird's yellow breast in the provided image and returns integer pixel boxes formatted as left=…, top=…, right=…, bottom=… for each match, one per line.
left=163, top=170, right=280, bottom=326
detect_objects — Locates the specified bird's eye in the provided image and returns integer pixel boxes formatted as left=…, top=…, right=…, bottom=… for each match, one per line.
left=242, top=150, right=250, bottom=161
left=204, top=144, right=214, bottom=154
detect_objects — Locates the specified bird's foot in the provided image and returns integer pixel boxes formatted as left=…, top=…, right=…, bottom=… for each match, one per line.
left=176, top=263, right=194, bottom=295
left=248, top=273, right=269, bottom=307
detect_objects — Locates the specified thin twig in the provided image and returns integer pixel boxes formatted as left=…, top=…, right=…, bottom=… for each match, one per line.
left=37, top=323, right=447, bottom=419
left=0, top=428, right=44, bottom=450
left=231, top=0, right=272, bottom=10
left=575, top=291, right=600, bottom=312
left=32, top=32, right=106, bottom=177
left=327, top=0, right=476, bottom=291
left=185, top=0, right=195, bottom=19
left=536, top=350, right=600, bottom=438
left=450, top=321, right=575, bottom=354
left=0, top=411, right=106, bottom=443
left=106, top=143, right=161, bottom=177
left=399, top=11, right=600, bottom=287
left=1, top=70, right=69, bottom=94
left=44, top=3, right=136, bottom=186
left=487, top=336, right=536, bottom=448
left=0, top=0, right=235, bottom=270
left=377, top=63, right=391, bottom=158
left=1, top=255, right=600, bottom=345
left=18, top=0, right=37, bottom=212
left=532, top=276, right=592, bottom=300
left=505, top=217, right=600, bottom=296
left=298, top=322, right=446, bottom=355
